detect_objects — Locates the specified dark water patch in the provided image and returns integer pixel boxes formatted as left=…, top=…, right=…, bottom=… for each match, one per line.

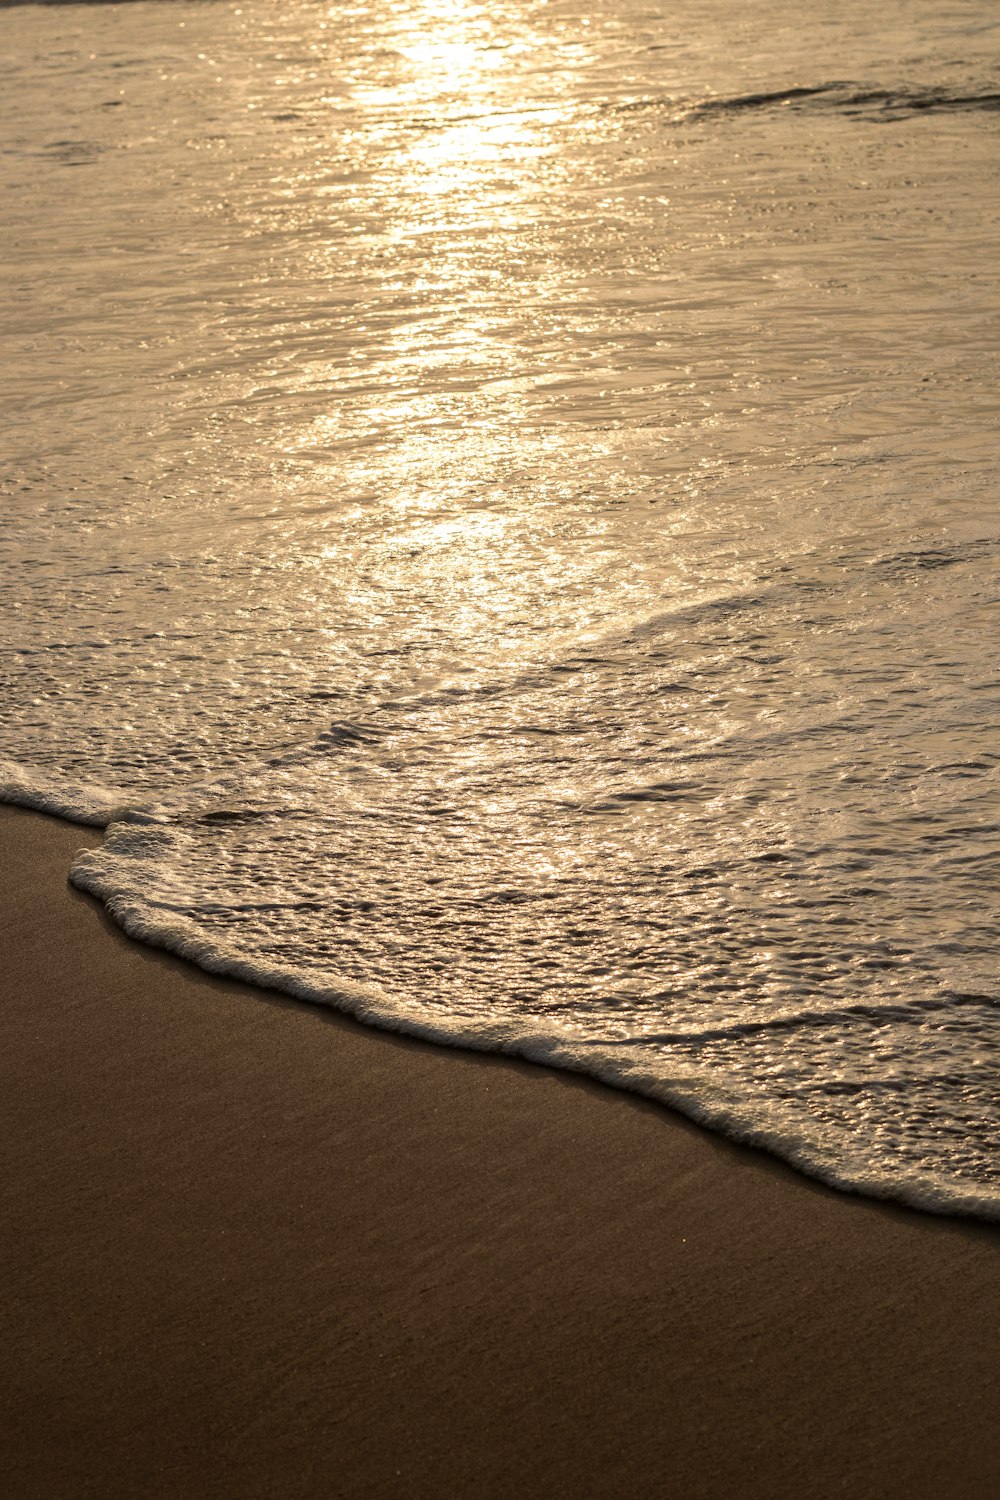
left=599, top=782, right=699, bottom=806
left=196, top=809, right=275, bottom=827
left=316, top=719, right=386, bottom=749
left=40, top=138, right=104, bottom=166
left=690, top=84, right=843, bottom=116
left=840, top=86, right=1000, bottom=118
left=863, top=536, right=998, bottom=579
left=673, top=81, right=1000, bottom=124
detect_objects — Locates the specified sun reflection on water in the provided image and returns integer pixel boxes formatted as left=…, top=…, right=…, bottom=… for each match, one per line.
left=278, top=1, right=626, bottom=675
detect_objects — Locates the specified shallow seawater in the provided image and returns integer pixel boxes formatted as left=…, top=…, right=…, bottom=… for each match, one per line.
left=1, top=0, right=998, bottom=1216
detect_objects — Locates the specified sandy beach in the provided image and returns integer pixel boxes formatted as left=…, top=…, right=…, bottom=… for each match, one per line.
left=0, top=802, right=996, bottom=1498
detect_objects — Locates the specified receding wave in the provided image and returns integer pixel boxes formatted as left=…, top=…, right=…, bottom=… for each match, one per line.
left=68, top=812, right=1000, bottom=1223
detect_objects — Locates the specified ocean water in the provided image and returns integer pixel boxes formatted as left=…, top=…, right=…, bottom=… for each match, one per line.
left=2, top=0, right=998, bottom=1216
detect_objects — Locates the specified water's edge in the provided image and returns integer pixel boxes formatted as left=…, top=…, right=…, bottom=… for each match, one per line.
left=4, top=770, right=994, bottom=1222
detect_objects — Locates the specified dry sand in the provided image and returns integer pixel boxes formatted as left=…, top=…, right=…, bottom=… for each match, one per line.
left=1, top=802, right=998, bottom=1499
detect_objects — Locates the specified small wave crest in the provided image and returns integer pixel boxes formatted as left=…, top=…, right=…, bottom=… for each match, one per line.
left=0, top=758, right=131, bottom=828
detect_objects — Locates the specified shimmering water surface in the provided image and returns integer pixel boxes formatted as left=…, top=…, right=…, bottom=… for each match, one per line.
left=2, top=0, right=998, bottom=1215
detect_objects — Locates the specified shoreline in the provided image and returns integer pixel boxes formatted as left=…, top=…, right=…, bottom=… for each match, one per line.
left=2, top=802, right=998, bottom=1498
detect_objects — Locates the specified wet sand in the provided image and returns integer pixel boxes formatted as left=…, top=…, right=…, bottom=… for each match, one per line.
left=1, top=801, right=998, bottom=1499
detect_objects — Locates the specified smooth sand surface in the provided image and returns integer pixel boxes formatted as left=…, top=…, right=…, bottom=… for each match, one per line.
left=1, top=803, right=998, bottom=1499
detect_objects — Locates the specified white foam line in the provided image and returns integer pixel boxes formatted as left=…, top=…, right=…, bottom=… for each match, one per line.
left=67, top=821, right=1000, bottom=1224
